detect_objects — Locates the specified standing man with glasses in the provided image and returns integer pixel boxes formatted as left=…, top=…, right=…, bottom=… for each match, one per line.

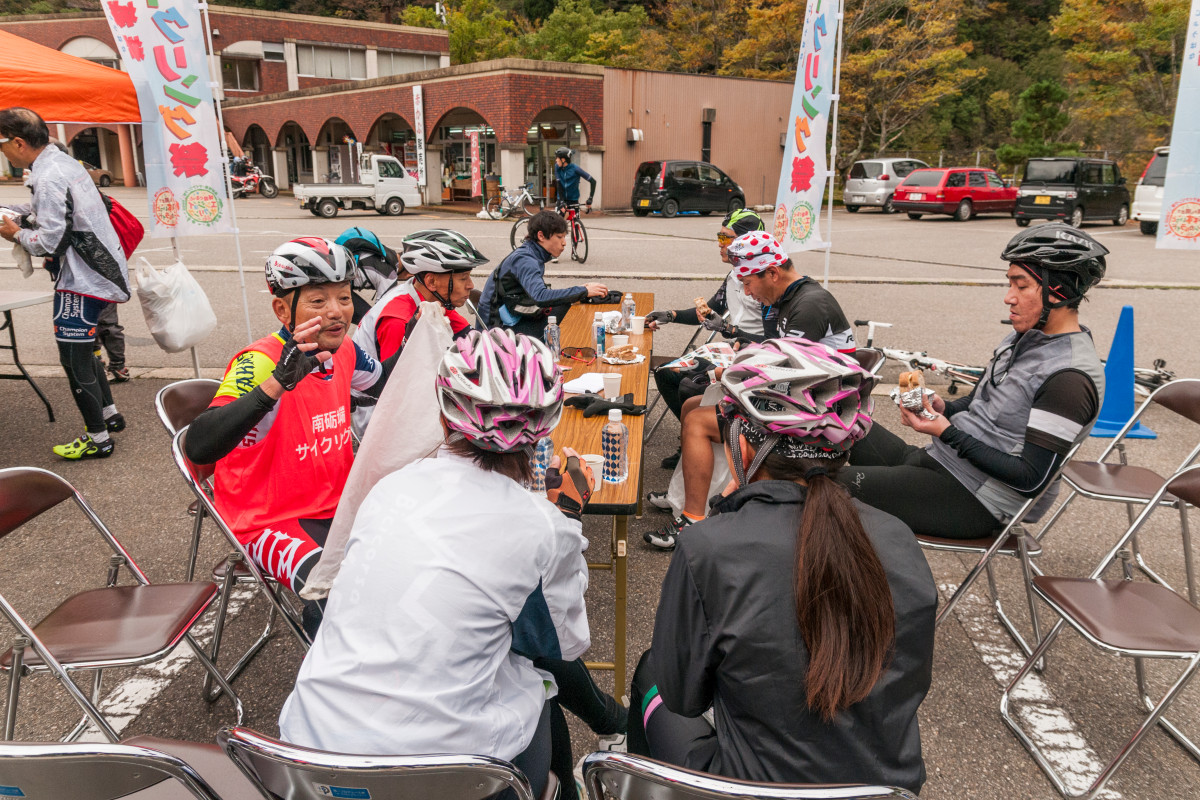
left=837, top=223, right=1108, bottom=539
left=0, top=107, right=129, bottom=459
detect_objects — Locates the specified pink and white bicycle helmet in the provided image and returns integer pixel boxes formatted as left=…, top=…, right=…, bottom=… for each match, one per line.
left=719, top=337, right=874, bottom=479
left=437, top=328, right=564, bottom=453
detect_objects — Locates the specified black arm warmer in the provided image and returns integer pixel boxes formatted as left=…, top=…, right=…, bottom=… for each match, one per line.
left=586, top=176, right=597, bottom=202
left=938, top=426, right=1063, bottom=498
left=185, top=386, right=277, bottom=464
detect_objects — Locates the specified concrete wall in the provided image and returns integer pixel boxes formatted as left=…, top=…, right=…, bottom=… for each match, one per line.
left=602, top=69, right=792, bottom=210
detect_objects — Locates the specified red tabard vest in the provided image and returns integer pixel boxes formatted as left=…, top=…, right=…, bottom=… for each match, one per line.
left=213, top=334, right=355, bottom=543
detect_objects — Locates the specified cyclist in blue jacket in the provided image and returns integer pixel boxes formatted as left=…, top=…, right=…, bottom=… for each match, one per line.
left=553, top=147, right=596, bottom=210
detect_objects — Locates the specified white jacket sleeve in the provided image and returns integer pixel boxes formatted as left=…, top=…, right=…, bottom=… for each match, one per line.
left=18, top=170, right=70, bottom=258
left=510, top=502, right=590, bottom=663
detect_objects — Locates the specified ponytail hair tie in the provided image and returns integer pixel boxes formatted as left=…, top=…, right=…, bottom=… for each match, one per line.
left=804, top=467, right=828, bottom=481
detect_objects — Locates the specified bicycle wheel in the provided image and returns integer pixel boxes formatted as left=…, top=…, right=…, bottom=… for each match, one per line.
left=521, top=194, right=542, bottom=217
left=510, top=217, right=530, bottom=250
left=485, top=195, right=505, bottom=220
left=571, top=218, right=588, bottom=263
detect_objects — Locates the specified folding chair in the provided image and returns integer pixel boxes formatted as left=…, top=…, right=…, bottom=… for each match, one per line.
left=0, top=467, right=242, bottom=743
left=851, top=348, right=886, bottom=376
left=916, top=438, right=1088, bottom=659
left=580, top=751, right=917, bottom=800
left=217, top=726, right=561, bottom=800
left=1001, top=464, right=1200, bottom=800
left=171, top=428, right=313, bottom=662
left=1036, top=378, right=1200, bottom=604
left=0, top=737, right=263, bottom=800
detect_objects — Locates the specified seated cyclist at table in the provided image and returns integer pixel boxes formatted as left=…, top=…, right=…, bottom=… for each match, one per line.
left=477, top=210, right=607, bottom=340
left=279, top=329, right=614, bottom=800
left=629, top=339, right=937, bottom=794
left=184, top=238, right=402, bottom=634
left=838, top=223, right=1107, bottom=540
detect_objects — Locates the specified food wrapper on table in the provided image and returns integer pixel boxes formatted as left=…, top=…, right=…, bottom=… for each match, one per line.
left=891, top=370, right=938, bottom=420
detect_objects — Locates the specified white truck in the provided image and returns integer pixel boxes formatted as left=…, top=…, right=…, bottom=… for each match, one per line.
left=293, top=154, right=423, bottom=218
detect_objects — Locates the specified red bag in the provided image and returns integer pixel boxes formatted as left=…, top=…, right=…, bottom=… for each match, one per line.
left=100, top=193, right=145, bottom=258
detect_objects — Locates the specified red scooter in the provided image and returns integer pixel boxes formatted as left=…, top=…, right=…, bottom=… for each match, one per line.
left=231, top=164, right=279, bottom=199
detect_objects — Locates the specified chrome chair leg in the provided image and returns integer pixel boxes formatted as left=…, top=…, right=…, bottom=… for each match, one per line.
left=3, top=636, right=27, bottom=741
left=185, top=634, right=244, bottom=725
left=203, top=553, right=241, bottom=702
left=63, top=668, right=104, bottom=743
left=185, top=506, right=206, bottom=582
left=1180, top=504, right=1197, bottom=605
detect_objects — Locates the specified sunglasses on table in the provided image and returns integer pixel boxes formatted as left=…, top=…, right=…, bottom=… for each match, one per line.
left=562, top=346, right=597, bottom=364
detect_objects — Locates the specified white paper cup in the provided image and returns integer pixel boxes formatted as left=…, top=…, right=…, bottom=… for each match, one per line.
left=629, top=316, right=645, bottom=335
left=610, top=334, right=629, bottom=348
left=581, top=454, right=603, bottom=489
left=603, top=373, right=622, bottom=399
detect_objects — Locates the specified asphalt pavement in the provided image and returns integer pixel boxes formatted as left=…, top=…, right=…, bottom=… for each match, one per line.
left=1, top=191, right=1198, bottom=799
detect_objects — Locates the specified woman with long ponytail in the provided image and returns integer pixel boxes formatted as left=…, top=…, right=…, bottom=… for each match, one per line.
left=628, top=338, right=937, bottom=794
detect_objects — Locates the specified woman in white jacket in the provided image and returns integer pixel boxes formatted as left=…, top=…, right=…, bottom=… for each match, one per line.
left=280, top=328, right=598, bottom=798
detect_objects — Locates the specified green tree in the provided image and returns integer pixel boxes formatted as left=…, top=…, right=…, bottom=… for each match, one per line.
left=442, top=0, right=521, bottom=63
left=521, top=0, right=657, bottom=67
left=1053, top=0, right=1188, bottom=148
left=655, top=0, right=749, bottom=73
left=995, top=79, right=1081, bottom=165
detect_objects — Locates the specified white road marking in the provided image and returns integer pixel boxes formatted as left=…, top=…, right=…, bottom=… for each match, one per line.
left=943, top=581, right=1123, bottom=799
left=71, top=587, right=257, bottom=742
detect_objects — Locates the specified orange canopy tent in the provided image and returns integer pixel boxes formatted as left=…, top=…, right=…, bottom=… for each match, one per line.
left=0, top=28, right=139, bottom=124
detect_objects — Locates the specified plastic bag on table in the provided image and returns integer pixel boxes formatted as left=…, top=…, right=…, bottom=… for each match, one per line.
left=135, top=258, right=217, bottom=353
left=302, top=302, right=453, bottom=600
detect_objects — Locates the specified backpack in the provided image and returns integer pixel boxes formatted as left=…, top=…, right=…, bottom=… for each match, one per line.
left=100, top=193, right=145, bottom=258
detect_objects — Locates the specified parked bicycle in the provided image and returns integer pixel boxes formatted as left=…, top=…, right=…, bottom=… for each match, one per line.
left=509, top=199, right=589, bottom=263
left=485, top=183, right=543, bottom=220
left=854, top=319, right=1176, bottom=397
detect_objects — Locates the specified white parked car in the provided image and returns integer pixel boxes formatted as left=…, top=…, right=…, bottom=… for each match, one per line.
left=1131, top=147, right=1169, bottom=235
left=843, top=157, right=927, bottom=213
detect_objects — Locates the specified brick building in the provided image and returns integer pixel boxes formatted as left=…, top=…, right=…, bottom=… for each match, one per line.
left=1, top=7, right=793, bottom=210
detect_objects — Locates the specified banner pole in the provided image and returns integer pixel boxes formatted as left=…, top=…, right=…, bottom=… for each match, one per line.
left=198, top=0, right=254, bottom=345
left=822, top=0, right=847, bottom=288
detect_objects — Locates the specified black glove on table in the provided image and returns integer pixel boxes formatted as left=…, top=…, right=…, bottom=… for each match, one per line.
left=565, top=392, right=645, bottom=418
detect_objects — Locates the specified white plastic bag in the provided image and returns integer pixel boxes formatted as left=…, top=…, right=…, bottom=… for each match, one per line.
left=301, top=302, right=454, bottom=599
left=135, top=258, right=217, bottom=353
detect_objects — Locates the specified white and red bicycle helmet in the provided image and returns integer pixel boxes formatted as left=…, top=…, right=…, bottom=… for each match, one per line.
left=265, top=236, right=356, bottom=297
left=725, top=231, right=788, bottom=278
left=719, top=337, right=874, bottom=482
left=437, top=328, right=564, bottom=453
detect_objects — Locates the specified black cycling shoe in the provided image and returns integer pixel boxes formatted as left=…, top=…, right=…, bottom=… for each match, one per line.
left=106, top=413, right=126, bottom=433
left=660, top=448, right=681, bottom=470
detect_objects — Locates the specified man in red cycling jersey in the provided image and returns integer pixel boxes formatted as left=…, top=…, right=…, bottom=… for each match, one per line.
left=184, top=237, right=401, bottom=634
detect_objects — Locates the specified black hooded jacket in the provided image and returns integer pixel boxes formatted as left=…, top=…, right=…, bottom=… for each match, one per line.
left=648, top=480, right=937, bottom=794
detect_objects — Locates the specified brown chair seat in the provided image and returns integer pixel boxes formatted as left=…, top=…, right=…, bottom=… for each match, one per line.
left=1034, top=576, right=1200, bottom=653
left=916, top=531, right=1042, bottom=558
left=0, top=583, right=217, bottom=669
left=649, top=354, right=674, bottom=370
left=211, top=556, right=255, bottom=582
left=121, top=736, right=263, bottom=800
left=1065, top=462, right=1173, bottom=502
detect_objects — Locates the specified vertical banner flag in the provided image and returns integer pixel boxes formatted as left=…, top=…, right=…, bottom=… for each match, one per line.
left=772, top=0, right=839, bottom=253
left=102, top=0, right=230, bottom=237
left=412, top=85, right=427, bottom=187
left=1157, top=0, right=1200, bottom=250
left=469, top=130, right=481, bottom=198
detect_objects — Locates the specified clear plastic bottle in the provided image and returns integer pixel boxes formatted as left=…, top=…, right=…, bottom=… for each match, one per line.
left=602, top=409, right=628, bottom=484
left=620, top=293, right=636, bottom=331
left=545, top=316, right=561, bottom=361
left=530, top=436, right=554, bottom=494
left=592, top=311, right=606, bottom=355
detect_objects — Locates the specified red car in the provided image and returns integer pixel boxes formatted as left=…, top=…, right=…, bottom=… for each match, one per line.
left=893, top=167, right=1017, bottom=221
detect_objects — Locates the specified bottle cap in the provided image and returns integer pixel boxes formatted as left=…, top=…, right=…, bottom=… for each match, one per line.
left=547, top=316, right=556, bottom=324
left=608, top=409, right=622, bottom=422
left=594, top=311, right=602, bottom=319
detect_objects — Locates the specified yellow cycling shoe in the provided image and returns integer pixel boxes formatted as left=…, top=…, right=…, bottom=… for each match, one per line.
left=53, top=434, right=115, bottom=460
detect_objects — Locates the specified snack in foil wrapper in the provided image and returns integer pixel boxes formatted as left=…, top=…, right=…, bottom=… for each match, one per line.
left=892, top=371, right=938, bottom=419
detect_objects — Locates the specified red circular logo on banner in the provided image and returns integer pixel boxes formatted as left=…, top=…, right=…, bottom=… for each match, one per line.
left=773, top=203, right=789, bottom=241
left=152, top=188, right=179, bottom=227
left=1165, top=199, right=1200, bottom=241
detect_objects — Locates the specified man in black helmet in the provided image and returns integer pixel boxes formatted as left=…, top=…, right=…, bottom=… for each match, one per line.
left=838, top=222, right=1108, bottom=540
left=553, top=147, right=596, bottom=210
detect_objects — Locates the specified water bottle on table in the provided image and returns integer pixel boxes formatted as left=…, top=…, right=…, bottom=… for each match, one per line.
left=545, top=316, right=561, bottom=361
left=620, top=293, right=636, bottom=331
left=530, top=436, right=554, bottom=494
left=602, top=409, right=628, bottom=484
left=592, top=311, right=606, bottom=355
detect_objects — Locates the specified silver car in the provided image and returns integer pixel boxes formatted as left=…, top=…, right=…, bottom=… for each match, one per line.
left=1131, top=147, right=1168, bottom=235
left=843, top=158, right=928, bottom=213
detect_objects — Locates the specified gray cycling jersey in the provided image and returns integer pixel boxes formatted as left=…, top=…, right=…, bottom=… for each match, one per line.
left=927, top=327, right=1104, bottom=521
left=12, top=146, right=129, bottom=302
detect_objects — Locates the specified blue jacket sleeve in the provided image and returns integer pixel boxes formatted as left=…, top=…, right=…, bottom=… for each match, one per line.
left=510, top=249, right=588, bottom=305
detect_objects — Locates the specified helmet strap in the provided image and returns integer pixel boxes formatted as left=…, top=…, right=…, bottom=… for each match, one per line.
left=419, top=273, right=454, bottom=310
left=728, top=418, right=779, bottom=488
left=288, top=289, right=300, bottom=334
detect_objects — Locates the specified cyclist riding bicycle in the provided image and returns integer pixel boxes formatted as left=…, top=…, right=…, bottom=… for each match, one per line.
left=553, top=146, right=595, bottom=211
left=838, top=222, right=1107, bottom=539
left=629, top=338, right=936, bottom=794
left=184, top=237, right=404, bottom=634
left=279, top=329, right=619, bottom=800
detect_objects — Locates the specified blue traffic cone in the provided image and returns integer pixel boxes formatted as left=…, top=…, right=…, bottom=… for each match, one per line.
left=1091, top=305, right=1156, bottom=439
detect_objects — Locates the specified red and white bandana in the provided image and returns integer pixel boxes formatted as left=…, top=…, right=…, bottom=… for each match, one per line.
left=727, top=232, right=788, bottom=277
